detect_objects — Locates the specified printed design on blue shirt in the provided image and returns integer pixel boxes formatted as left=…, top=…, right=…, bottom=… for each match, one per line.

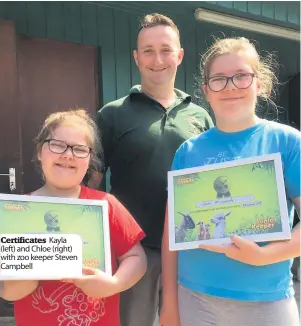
left=204, top=151, right=241, bottom=165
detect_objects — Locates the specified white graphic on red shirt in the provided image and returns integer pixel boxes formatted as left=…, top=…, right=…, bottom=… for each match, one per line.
left=32, top=284, right=105, bottom=325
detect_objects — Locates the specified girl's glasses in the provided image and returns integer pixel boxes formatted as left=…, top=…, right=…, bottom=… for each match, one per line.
left=44, top=139, right=92, bottom=158
left=206, top=73, right=255, bottom=92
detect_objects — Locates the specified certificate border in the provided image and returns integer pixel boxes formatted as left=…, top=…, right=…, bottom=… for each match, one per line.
left=167, top=153, right=291, bottom=250
left=0, top=194, right=112, bottom=276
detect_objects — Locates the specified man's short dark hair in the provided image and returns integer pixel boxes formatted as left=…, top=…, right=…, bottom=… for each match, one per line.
left=138, top=13, right=180, bottom=40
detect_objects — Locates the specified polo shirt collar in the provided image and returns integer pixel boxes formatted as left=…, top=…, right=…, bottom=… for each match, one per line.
left=129, top=85, right=191, bottom=103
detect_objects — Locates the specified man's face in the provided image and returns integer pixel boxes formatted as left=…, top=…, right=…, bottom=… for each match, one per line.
left=134, top=25, right=184, bottom=88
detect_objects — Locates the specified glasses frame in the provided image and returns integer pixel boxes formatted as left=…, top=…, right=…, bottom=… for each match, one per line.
left=43, top=139, right=92, bottom=159
left=206, top=72, right=255, bottom=92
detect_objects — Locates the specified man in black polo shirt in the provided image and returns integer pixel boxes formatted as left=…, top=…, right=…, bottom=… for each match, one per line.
left=95, top=13, right=213, bottom=326
left=0, top=281, right=3, bottom=297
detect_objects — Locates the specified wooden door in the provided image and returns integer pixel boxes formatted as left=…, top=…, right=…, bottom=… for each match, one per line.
left=17, top=36, right=99, bottom=193
left=0, top=21, right=22, bottom=195
left=0, top=33, right=99, bottom=317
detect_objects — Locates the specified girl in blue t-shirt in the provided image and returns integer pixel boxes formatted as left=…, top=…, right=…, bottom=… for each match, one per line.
left=160, top=37, right=300, bottom=326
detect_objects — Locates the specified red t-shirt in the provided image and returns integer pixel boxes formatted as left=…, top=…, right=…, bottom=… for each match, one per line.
left=14, top=186, right=145, bottom=326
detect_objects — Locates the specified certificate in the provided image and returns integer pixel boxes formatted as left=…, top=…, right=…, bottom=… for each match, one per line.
left=0, top=194, right=112, bottom=275
left=167, top=153, right=291, bottom=250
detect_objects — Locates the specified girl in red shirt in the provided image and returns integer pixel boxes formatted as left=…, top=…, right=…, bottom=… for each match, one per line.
left=2, top=109, right=147, bottom=326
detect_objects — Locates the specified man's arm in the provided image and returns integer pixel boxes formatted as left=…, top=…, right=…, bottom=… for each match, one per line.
left=161, top=206, right=180, bottom=316
left=90, top=105, right=115, bottom=190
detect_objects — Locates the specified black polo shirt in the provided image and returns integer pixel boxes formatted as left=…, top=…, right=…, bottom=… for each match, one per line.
left=96, top=85, right=213, bottom=248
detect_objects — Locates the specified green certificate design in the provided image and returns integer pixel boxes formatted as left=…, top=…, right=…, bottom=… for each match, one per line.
left=0, top=195, right=111, bottom=274
left=167, top=153, right=291, bottom=250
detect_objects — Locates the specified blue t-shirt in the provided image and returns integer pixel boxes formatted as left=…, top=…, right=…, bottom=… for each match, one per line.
left=171, top=119, right=300, bottom=301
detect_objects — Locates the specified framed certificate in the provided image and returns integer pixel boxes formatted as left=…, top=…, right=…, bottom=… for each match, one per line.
left=0, top=194, right=112, bottom=275
left=167, top=153, right=291, bottom=250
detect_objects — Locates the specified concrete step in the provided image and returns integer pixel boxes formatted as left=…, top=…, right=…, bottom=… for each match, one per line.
left=0, top=318, right=14, bottom=326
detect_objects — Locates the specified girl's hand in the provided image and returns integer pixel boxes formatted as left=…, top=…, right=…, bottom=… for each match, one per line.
left=198, top=235, right=268, bottom=266
left=62, top=266, right=119, bottom=298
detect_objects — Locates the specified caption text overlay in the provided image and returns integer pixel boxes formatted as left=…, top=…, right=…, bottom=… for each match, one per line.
left=0, top=234, right=82, bottom=279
